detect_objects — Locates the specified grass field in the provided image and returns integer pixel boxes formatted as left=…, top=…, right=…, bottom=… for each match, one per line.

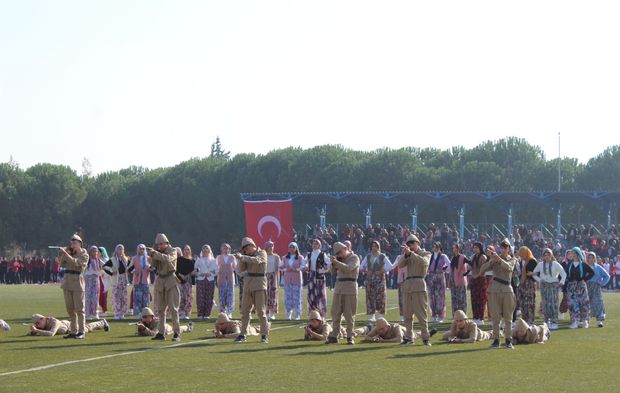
left=0, top=284, right=618, bottom=392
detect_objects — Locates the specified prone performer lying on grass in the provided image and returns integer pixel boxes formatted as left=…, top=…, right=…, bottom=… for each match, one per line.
left=355, top=317, right=411, bottom=343
left=304, top=310, right=346, bottom=341
left=137, top=307, right=192, bottom=339
left=512, top=318, right=551, bottom=345
left=30, top=314, right=109, bottom=336
left=440, top=310, right=496, bottom=343
left=214, top=312, right=261, bottom=338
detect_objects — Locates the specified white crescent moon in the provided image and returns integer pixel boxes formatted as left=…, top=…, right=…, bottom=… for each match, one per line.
left=257, top=215, right=282, bottom=239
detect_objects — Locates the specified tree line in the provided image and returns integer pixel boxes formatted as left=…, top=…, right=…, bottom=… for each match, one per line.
left=1, top=137, right=619, bottom=253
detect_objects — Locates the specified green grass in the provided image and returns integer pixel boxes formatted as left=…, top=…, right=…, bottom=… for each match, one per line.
left=0, top=284, right=618, bottom=392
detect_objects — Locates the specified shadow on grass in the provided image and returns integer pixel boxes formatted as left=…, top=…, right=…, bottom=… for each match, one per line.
left=10, top=341, right=121, bottom=351
left=109, top=339, right=216, bottom=352
left=212, top=344, right=311, bottom=354
left=0, top=339, right=42, bottom=345
left=289, top=345, right=392, bottom=356
left=390, top=347, right=489, bottom=359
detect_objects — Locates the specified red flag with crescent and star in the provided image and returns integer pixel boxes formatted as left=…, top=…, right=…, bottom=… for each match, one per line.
left=243, top=199, right=294, bottom=256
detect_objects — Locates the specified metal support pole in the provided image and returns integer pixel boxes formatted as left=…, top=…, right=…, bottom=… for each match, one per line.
left=508, top=204, right=513, bottom=239
left=556, top=205, right=562, bottom=239
left=410, top=206, right=418, bottom=234
left=459, top=205, right=465, bottom=241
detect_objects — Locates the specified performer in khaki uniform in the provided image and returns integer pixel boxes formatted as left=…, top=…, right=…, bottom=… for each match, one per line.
left=214, top=312, right=260, bottom=338
left=398, top=234, right=432, bottom=346
left=480, top=238, right=517, bottom=349
left=146, top=233, right=181, bottom=342
left=326, top=242, right=360, bottom=345
left=304, top=310, right=347, bottom=341
left=233, top=237, right=269, bottom=344
left=440, top=310, right=494, bottom=343
left=136, top=307, right=192, bottom=337
left=30, top=313, right=109, bottom=336
left=357, top=317, right=406, bottom=343
left=512, top=318, right=551, bottom=345
left=58, top=234, right=89, bottom=339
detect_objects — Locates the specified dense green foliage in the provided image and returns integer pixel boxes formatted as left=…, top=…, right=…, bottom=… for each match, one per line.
left=1, top=137, right=619, bottom=251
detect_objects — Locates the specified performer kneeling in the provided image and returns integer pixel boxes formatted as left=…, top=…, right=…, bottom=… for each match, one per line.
left=512, top=318, right=550, bottom=345
left=137, top=307, right=192, bottom=338
left=30, top=313, right=109, bottom=336
left=214, top=312, right=260, bottom=338
left=440, top=310, right=494, bottom=343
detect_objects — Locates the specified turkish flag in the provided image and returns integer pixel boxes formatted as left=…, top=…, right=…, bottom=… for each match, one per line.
left=244, top=199, right=294, bottom=256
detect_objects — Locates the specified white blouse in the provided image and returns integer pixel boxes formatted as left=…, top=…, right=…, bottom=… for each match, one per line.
left=194, top=256, right=218, bottom=282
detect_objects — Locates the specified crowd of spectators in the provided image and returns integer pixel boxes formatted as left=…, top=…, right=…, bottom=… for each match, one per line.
left=0, top=256, right=61, bottom=284
left=294, top=222, right=620, bottom=290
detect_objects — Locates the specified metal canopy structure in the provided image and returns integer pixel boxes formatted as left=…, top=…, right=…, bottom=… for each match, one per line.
left=240, top=191, right=620, bottom=205
left=240, top=191, right=620, bottom=239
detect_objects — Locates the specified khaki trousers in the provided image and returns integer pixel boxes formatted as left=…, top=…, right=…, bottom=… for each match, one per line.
left=63, top=288, right=85, bottom=334
left=488, top=291, right=515, bottom=339
left=403, top=291, right=429, bottom=340
left=329, top=293, right=357, bottom=339
left=85, top=320, right=105, bottom=333
left=241, top=289, right=269, bottom=336
left=156, top=282, right=180, bottom=335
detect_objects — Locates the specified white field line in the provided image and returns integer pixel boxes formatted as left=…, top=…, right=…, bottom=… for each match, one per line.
left=0, top=306, right=399, bottom=377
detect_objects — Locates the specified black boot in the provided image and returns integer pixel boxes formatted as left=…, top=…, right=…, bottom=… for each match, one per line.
left=151, top=333, right=165, bottom=341
left=490, top=339, right=500, bottom=349
left=325, top=336, right=338, bottom=344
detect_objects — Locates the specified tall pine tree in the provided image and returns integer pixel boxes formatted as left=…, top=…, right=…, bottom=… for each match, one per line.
left=210, top=136, right=231, bottom=159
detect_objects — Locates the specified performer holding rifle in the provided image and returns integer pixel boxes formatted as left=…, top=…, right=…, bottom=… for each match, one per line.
left=325, top=242, right=360, bottom=345
left=146, top=233, right=181, bottom=341
left=58, top=234, right=89, bottom=339
left=480, top=239, right=517, bottom=349
left=398, top=234, right=432, bottom=346
left=233, top=237, right=269, bottom=344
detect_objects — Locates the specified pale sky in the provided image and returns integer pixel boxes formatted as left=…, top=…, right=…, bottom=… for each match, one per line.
left=2, top=1, right=619, bottom=174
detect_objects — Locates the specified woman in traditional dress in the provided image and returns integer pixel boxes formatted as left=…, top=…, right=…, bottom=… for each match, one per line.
left=360, top=240, right=393, bottom=322
left=469, top=242, right=488, bottom=325
left=217, top=243, right=236, bottom=318
left=532, top=248, right=566, bottom=330
left=128, top=244, right=151, bottom=318
left=426, top=242, right=449, bottom=322
left=85, top=245, right=102, bottom=320
left=516, top=246, right=538, bottom=324
left=586, top=252, right=610, bottom=327
left=98, top=247, right=110, bottom=317
left=194, top=244, right=218, bottom=320
left=265, top=241, right=281, bottom=320
left=564, top=247, right=595, bottom=329
left=176, top=245, right=195, bottom=320
left=449, top=243, right=470, bottom=316
left=280, top=242, right=304, bottom=320
left=103, top=244, right=129, bottom=320
left=306, top=239, right=330, bottom=318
